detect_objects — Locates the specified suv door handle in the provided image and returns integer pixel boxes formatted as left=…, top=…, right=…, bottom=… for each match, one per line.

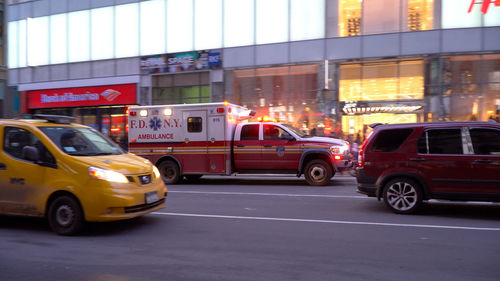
left=474, top=159, right=493, bottom=164
left=263, top=144, right=272, bottom=147
left=410, top=158, right=426, bottom=162
left=0, top=163, right=5, bottom=170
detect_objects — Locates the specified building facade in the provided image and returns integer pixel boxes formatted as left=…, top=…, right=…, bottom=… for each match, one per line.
left=6, top=0, right=500, bottom=140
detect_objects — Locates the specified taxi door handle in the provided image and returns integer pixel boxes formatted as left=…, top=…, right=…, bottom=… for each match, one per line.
left=0, top=163, right=6, bottom=170
left=263, top=144, right=272, bottom=147
left=236, top=144, right=245, bottom=147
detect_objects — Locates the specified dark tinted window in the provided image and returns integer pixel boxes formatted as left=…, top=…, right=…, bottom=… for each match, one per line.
left=187, top=117, right=202, bottom=133
left=371, top=129, right=413, bottom=152
left=470, top=128, right=500, bottom=155
left=4, top=127, right=55, bottom=164
left=418, top=129, right=463, bottom=154
left=240, top=124, right=259, bottom=140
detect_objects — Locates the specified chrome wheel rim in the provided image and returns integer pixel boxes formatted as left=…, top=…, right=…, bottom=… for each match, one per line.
left=56, top=205, right=74, bottom=226
left=386, top=182, right=417, bottom=211
left=310, top=166, right=326, bottom=181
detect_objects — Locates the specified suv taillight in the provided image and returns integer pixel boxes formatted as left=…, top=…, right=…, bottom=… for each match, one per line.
left=358, top=131, right=374, bottom=167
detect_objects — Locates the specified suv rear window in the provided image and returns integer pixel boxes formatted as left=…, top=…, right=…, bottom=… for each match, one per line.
left=469, top=128, right=500, bottom=155
left=371, top=129, right=413, bottom=152
left=417, top=129, right=463, bottom=154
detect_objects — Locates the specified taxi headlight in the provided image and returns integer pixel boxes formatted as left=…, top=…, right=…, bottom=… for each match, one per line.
left=88, top=167, right=129, bottom=183
left=330, top=145, right=348, bottom=155
left=153, top=165, right=161, bottom=179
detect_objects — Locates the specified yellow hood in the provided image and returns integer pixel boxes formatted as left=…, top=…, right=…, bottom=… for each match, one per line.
left=72, top=153, right=154, bottom=175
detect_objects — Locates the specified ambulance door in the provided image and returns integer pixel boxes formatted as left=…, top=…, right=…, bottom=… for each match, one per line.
left=233, top=123, right=262, bottom=170
left=261, top=124, right=301, bottom=170
left=207, top=114, right=226, bottom=174
left=182, top=110, right=208, bottom=173
left=0, top=126, right=48, bottom=216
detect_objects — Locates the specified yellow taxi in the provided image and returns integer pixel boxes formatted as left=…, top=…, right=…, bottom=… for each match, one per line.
left=0, top=114, right=167, bottom=235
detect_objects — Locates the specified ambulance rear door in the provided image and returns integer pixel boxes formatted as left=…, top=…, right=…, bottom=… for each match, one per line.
left=182, top=110, right=208, bottom=173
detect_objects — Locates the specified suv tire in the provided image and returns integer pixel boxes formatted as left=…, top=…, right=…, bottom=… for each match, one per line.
left=383, top=178, right=422, bottom=214
left=304, top=159, right=332, bottom=186
left=159, top=160, right=180, bottom=184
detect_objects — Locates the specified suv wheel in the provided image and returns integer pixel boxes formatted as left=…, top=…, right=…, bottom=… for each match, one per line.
left=158, top=160, right=180, bottom=184
left=383, top=178, right=422, bottom=214
left=304, top=159, right=332, bottom=186
left=48, top=195, right=85, bottom=235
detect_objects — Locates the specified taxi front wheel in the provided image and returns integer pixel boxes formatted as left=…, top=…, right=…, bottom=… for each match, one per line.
left=48, top=195, right=85, bottom=235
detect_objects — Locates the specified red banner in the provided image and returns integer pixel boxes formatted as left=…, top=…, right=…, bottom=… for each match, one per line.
left=28, top=84, right=137, bottom=109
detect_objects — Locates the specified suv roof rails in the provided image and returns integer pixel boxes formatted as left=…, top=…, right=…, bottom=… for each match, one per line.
left=32, top=114, right=76, bottom=124
left=369, top=123, right=383, bottom=128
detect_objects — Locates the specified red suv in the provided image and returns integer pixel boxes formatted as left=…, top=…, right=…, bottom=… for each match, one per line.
left=356, top=121, right=500, bottom=214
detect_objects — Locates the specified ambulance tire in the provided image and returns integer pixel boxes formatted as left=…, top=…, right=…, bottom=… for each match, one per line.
left=159, top=160, right=181, bottom=184
left=48, top=195, right=85, bottom=236
left=304, top=159, right=332, bottom=186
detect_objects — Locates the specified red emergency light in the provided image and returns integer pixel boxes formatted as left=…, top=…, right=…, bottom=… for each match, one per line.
left=217, top=107, right=225, bottom=113
left=130, top=111, right=137, bottom=116
left=110, top=127, right=121, bottom=133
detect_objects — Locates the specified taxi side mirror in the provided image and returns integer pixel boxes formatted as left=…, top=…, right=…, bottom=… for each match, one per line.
left=22, top=146, right=40, bottom=162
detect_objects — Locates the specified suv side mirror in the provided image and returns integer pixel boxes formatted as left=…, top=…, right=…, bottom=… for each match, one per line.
left=22, top=146, right=40, bottom=162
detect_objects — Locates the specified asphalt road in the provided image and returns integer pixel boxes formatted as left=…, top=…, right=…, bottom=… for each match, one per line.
left=1, top=175, right=500, bottom=281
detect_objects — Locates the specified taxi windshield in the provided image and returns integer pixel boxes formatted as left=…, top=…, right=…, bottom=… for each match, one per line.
left=281, top=123, right=310, bottom=138
left=39, top=126, right=124, bottom=156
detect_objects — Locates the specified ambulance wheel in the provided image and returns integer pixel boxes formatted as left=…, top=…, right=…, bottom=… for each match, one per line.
left=48, top=195, right=85, bottom=236
left=304, top=159, right=332, bottom=186
left=159, top=160, right=180, bottom=184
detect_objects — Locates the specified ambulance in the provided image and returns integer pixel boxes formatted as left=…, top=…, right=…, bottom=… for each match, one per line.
left=128, top=102, right=351, bottom=186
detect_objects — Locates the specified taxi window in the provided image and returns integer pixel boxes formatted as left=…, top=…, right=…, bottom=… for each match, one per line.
left=3, top=127, right=55, bottom=164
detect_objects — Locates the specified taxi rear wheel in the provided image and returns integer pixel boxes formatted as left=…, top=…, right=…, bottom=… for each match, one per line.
left=48, top=195, right=85, bottom=235
left=304, top=159, right=332, bottom=186
left=159, top=160, right=180, bottom=184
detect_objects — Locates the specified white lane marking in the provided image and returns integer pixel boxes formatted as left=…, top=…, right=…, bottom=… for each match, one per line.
left=168, top=190, right=366, bottom=199
left=152, top=212, right=500, bottom=231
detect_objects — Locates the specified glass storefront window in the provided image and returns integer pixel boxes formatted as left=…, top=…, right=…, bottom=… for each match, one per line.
left=342, top=113, right=418, bottom=138
left=115, top=3, right=139, bottom=58
left=339, top=0, right=362, bottom=37
left=224, top=0, right=255, bottom=47
left=229, top=65, right=322, bottom=134
left=50, top=14, right=67, bottom=64
left=256, top=0, right=289, bottom=44
left=363, top=0, right=400, bottom=35
left=91, top=7, right=114, bottom=60
left=140, top=0, right=166, bottom=56
left=441, top=55, right=500, bottom=122
left=152, top=86, right=210, bottom=105
left=27, top=16, right=49, bottom=66
left=405, top=0, right=434, bottom=31
left=340, top=61, right=424, bottom=101
left=68, top=10, right=90, bottom=63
